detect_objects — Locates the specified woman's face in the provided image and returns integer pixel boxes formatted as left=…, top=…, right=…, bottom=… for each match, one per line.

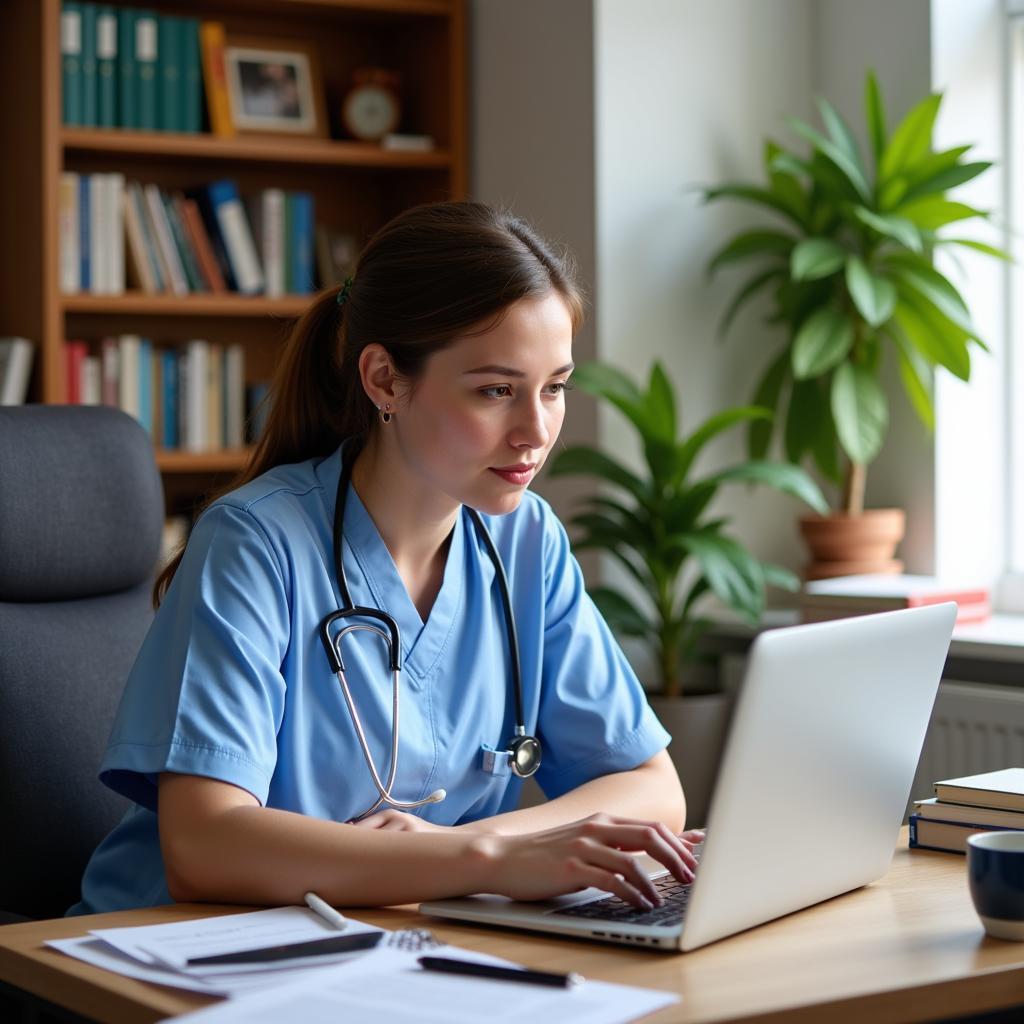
left=391, top=293, right=575, bottom=516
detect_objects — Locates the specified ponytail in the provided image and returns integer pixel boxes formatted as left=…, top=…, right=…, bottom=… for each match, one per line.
left=153, top=200, right=585, bottom=607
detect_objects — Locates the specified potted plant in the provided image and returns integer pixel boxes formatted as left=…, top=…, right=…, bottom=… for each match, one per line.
left=703, top=71, right=1005, bottom=578
left=548, top=360, right=827, bottom=823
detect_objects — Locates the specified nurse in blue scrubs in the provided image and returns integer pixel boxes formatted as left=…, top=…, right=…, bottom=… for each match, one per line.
left=70, top=201, right=700, bottom=917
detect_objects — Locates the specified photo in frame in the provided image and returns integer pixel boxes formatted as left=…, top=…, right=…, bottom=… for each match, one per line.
left=223, top=38, right=327, bottom=137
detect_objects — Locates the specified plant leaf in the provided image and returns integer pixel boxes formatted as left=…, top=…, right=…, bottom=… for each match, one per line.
left=701, top=459, right=829, bottom=514
left=864, top=70, right=887, bottom=169
left=569, top=362, right=652, bottom=436
left=811, top=411, right=843, bottom=486
left=708, top=229, right=795, bottom=277
left=845, top=256, right=897, bottom=327
left=681, top=532, right=765, bottom=624
left=816, top=96, right=867, bottom=185
left=791, top=308, right=855, bottom=379
left=548, top=446, right=650, bottom=503
left=830, top=362, right=888, bottom=464
left=791, top=238, right=847, bottom=281
left=878, top=92, right=942, bottom=182
left=852, top=206, right=922, bottom=252
left=646, top=362, right=676, bottom=443
left=717, top=268, right=785, bottom=338
left=892, top=296, right=972, bottom=381
left=787, top=116, right=872, bottom=202
left=784, top=377, right=823, bottom=463
left=589, top=586, right=654, bottom=638
left=675, top=406, right=772, bottom=483
left=702, top=183, right=805, bottom=228
left=938, top=237, right=1011, bottom=261
left=891, top=329, right=935, bottom=430
left=762, top=561, right=801, bottom=591
left=894, top=197, right=988, bottom=231
left=764, top=139, right=809, bottom=219
left=901, top=161, right=992, bottom=204
left=748, top=350, right=790, bottom=459
left=885, top=254, right=973, bottom=332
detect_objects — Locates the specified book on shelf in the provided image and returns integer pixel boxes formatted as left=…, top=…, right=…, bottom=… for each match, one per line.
left=62, top=3, right=203, bottom=133
left=63, top=335, right=245, bottom=452
left=199, top=21, right=234, bottom=137
left=913, top=797, right=1024, bottom=831
left=934, top=768, right=1024, bottom=812
left=908, top=815, right=1021, bottom=855
left=0, top=338, right=36, bottom=406
left=800, top=573, right=990, bottom=626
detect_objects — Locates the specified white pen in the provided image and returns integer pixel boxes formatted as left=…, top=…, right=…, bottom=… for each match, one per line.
left=304, top=891, right=349, bottom=931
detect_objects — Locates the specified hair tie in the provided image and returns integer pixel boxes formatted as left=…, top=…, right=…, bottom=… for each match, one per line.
left=336, top=276, right=354, bottom=307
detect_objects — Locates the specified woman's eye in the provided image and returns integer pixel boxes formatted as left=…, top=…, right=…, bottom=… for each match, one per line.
left=546, top=380, right=575, bottom=396
left=480, top=385, right=512, bottom=399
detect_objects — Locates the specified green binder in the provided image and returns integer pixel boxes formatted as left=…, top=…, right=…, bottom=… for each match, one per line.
left=181, top=18, right=202, bottom=134
left=158, top=15, right=182, bottom=132
left=117, top=7, right=136, bottom=128
left=61, top=1, right=83, bottom=126
left=135, top=9, right=158, bottom=130
left=95, top=5, right=117, bottom=128
left=80, top=2, right=97, bottom=127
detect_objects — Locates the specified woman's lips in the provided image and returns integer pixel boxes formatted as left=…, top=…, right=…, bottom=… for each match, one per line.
left=489, top=464, right=536, bottom=485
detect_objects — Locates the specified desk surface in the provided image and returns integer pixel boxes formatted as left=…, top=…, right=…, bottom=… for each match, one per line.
left=2, top=830, right=1024, bottom=1024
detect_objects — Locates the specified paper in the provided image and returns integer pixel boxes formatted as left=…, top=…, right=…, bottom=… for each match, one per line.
left=170, top=946, right=680, bottom=1024
left=89, top=906, right=380, bottom=973
left=45, top=936, right=353, bottom=997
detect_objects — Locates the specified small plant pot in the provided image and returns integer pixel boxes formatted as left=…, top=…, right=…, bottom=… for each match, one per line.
left=798, top=508, right=906, bottom=580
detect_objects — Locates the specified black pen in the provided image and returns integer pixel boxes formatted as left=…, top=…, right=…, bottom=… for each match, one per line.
left=417, top=955, right=584, bottom=988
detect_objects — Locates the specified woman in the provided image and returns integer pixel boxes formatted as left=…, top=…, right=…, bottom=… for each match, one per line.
left=70, top=201, right=699, bottom=917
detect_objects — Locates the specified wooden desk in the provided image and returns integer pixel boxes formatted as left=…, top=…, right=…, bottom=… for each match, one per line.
left=2, top=831, right=1024, bottom=1024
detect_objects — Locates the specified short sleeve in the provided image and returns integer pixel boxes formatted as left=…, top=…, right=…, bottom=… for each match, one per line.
left=100, top=502, right=292, bottom=810
left=532, top=508, right=670, bottom=799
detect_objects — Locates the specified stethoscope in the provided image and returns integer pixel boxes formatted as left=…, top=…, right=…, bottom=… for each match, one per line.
left=318, top=439, right=542, bottom=822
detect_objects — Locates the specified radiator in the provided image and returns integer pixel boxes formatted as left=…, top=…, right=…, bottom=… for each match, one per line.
left=907, top=681, right=1024, bottom=813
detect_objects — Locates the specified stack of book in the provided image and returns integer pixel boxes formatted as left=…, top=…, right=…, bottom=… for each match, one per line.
left=909, top=768, right=1024, bottom=853
left=61, top=4, right=203, bottom=132
left=63, top=335, right=250, bottom=453
left=800, top=574, right=990, bottom=626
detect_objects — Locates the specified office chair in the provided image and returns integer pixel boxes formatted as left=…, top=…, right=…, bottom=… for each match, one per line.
left=0, top=405, right=163, bottom=922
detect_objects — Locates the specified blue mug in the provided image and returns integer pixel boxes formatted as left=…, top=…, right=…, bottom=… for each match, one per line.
left=967, top=831, right=1024, bottom=941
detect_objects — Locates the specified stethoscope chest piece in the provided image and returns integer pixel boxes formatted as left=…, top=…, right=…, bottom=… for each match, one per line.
left=509, top=732, right=541, bottom=778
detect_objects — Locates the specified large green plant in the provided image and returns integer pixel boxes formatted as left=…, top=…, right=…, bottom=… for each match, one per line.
left=548, top=361, right=827, bottom=698
left=704, top=71, right=1006, bottom=515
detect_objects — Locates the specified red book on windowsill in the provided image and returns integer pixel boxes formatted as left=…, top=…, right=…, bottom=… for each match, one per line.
left=799, top=574, right=990, bottom=625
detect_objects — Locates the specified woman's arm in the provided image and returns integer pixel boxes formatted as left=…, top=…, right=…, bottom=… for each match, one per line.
left=158, top=769, right=695, bottom=910
left=463, top=750, right=686, bottom=836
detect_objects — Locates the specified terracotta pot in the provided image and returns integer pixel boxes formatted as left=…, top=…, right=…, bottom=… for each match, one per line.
left=799, top=508, right=906, bottom=580
left=649, top=693, right=734, bottom=830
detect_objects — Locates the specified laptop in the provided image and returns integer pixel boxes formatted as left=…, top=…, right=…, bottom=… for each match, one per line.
left=421, top=604, right=956, bottom=952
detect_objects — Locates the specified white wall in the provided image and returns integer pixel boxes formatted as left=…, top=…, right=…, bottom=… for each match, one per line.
left=594, top=0, right=817, bottom=598
left=469, top=0, right=599, bottom=525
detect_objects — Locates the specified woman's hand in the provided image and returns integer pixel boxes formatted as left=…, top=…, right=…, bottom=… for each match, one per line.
left=350, top=809, right=450, bottom=833
left=484, top=813, right=700, bottom=909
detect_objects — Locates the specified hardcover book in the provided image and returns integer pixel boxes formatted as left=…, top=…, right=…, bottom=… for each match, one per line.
left=933, top=768, right=1024, bottom=812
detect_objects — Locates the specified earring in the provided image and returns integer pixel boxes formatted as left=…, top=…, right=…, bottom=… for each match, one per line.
left=379, top=402, right=392, bottom=425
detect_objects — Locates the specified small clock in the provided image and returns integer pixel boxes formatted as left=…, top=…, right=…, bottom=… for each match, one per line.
left=341, top=68, right=401, bottom=142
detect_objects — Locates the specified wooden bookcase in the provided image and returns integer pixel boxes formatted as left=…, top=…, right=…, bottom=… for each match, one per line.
left=0, top=0, right=466, bottom=512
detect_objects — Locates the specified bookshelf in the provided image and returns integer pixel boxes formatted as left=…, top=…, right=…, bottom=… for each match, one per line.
left=0, top=0, right=467, bottom=515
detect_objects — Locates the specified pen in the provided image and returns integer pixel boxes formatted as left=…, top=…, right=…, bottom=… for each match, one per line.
left=304, top=891, right=349, bottom=931
left=417, top=955, right=584, bottom=988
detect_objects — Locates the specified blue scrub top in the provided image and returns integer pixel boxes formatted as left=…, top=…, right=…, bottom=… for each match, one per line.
left=70, top=444, right=670, bottom=915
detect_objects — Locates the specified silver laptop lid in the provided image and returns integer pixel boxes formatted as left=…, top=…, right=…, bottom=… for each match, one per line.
left=680, top=603, right=955, bottom=950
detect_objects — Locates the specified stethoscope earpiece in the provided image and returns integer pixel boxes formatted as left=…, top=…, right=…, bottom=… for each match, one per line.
left=320, top=439, right=542, bottom=823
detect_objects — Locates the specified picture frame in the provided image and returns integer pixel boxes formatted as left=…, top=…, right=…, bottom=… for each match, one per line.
left=222, top=37, right=328, bottom=138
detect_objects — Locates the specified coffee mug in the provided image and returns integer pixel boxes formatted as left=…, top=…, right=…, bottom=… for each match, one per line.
left=967, top=831, right=1024, bottom=941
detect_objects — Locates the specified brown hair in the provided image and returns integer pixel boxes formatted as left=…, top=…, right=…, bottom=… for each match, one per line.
left=153, top=200, right=585, bottom=606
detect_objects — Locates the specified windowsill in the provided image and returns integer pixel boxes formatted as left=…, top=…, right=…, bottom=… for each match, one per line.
left=705, top=610, right=1024, bottom=665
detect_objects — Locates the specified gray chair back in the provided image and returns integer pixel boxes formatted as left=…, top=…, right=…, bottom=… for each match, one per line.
left=0, top=405, right=163, bottom=920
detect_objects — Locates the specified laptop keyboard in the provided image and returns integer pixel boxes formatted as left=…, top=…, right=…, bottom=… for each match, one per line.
left=553, top=843, right=703, bottom=928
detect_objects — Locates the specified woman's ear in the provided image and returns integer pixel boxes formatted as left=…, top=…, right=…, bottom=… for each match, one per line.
left=358, top=344, right=400, bottom=410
